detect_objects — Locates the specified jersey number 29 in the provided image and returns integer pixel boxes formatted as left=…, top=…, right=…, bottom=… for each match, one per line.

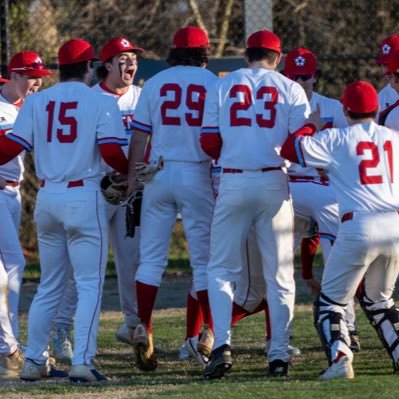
left=46, top=101, right=78, bottom=143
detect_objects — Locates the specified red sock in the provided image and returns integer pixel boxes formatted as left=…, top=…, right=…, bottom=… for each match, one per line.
left=334, top=351, right=346, bottom=363
left=185, top=292, right=203, bottom=339
left=136, top=281, right=158, bottom=333
left=231, top=300, right=267, bottom=327
left=196, top=290, right=213, bottom=330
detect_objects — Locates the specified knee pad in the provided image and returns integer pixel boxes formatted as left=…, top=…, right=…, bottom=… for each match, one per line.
left=359, top=295, right=399, bottom=363
left=314, top=294, right=350, bottom=364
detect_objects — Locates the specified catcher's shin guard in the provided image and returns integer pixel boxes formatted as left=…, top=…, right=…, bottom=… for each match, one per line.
left=314, top=293, right=350, bottom=365
left=359, top=294, right=399, bottom=367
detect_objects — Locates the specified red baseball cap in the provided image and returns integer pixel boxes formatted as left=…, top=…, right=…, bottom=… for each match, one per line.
left=101, top=37, right=144, bottom=63
left=283, top=48, right=317, bottom=77
left=58, top=38, right=97, bottom=65
left=0, top=76, right=8, bottom=83
left=376, top=34, right=399, bottom=65
left=246, top=30, right=281, bottom=53
left=341, top=81, right=378, bottom=114
left=172, top=26, right=210, bottom=49
left=8, top=51, right=52, bottom=77
left=386, top=49, right=399, bottom=73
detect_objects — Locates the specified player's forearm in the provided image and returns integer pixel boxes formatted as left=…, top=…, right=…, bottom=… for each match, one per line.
left=200, top=132, right=222, bottom=160
left=99, top=143, right=128, bottom=174
left=0, top=136, right=25, bottom=165
left=127, top=131, right=148, bottom=191
left=280, top=123, right=317, bottom=163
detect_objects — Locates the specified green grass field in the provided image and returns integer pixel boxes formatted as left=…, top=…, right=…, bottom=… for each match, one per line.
left=3, top=289, right=398, bottom=398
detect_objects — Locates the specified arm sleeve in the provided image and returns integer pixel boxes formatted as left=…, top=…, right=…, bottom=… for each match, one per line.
left=288, top=83, right=311, bottom=133
left=96, top=97, right=128, bottom=146
left=8, top=96, right=34, bottom=151
left=99, top=142, right=128, bottom=174
left=200, top=80, right=221, bottom=159
left=0, top=135, right=25, bottom=165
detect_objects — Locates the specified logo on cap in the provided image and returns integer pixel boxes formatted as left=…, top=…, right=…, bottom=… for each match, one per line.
left=120, top=38, right=130, bottom=48
left=382, top=44, right=391, bottom=55
left=295, top=56, right=306, bottom=67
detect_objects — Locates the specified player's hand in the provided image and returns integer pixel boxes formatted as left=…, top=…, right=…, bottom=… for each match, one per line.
left=0, top=176, right=6, bottom=190
left=316, top=168, right=329, bottom=179
left=307, top=104, right=323, bottom=131
left=127, top=177, right=140, bottom=196
left=304, top=277, right=321, bottom=298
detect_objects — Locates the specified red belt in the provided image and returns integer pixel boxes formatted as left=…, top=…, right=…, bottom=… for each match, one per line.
left=223, top=167, right=281, bottom=174
left=40, top=179, right=84, bottom=188
left=6, top=180, right=19, bottom=187
left=341, top=212, right=353, bottom=223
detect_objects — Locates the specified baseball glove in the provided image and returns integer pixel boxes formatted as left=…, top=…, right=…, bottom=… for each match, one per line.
left=125, top=189, right=143, bottom=238
left=135, top=156, right=164, bottom=183
left=100, top=172, right=128, bottom=205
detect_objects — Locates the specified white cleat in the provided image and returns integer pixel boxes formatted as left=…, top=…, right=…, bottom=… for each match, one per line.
left=115, top=323, right=136, bottom=346
left=319, top=356, right=355, bottom=380
left=20, top=358, right=68, bottom=381
left=178, top=343, right=190, bottom=360
left=185, top=336, right=209, bottom=366
left=52, top=325, right=73, bottom=362
left=69, top=364, right=107, bottom=383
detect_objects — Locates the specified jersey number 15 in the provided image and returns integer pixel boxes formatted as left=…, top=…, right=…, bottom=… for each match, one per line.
left=46, top=101, right=78, bottom=143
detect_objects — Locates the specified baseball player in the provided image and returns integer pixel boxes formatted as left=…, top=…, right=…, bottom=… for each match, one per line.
left=0, top=52, right=52, bottom=378
left=376, top=34, right=399, bottom=114
left=0, top=38, right=129, bottom=382
left=200, top=30, right=310, bottom=379
left=379, top=49, right=399, bottom=129
left=127, top=26, right=217, bottom=372
left=50, top=36, right=145, bottom=361
left=281, top=80, right=399, bottom=380
left=283, top=48, right=360, bottom=349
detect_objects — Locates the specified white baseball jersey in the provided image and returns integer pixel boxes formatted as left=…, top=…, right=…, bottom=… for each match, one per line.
left=289, top=91, right=348, bottom=177
left=92, top=82, right=141, bottom=150
left=9, top=82, right=127, bottom=182
left=131, top=65, right=218, bottom=162
left=201, top=68, right=310, bottom=170
left=0, top=94, right=24, bottom=181
left=295, top=121, right=399, bottom=214
left=378, top=83, right=399, bottom=112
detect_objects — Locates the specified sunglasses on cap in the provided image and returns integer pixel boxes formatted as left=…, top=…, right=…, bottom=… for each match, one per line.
left=289, top=74, right=314, bottom=81
left=11, top=62, right=47, bottom=72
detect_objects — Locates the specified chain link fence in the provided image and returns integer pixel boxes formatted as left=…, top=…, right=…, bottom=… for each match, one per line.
left=1, top=0, right=399, bottom=260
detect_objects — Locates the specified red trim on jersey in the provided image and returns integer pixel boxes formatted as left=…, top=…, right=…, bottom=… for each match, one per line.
left=99, top=81, right=124, bottom=97
left=280, top=123, right=317, bottom=163
left=0, top=135, right=24, bottom=165
left=378, top=99, right=399, bottom=126
left=301, top=235, right=320, bottom=280
left=200, top=132, right=222, bottom=160
left=13, top=99, right=23, bottom=108
left=99, top=142, right=128, bottom=174
left=322, top=121, right=333, bottom=129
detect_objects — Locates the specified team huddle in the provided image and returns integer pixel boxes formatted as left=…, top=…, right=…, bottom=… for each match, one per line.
left=0, top=26, right=399, bottom=383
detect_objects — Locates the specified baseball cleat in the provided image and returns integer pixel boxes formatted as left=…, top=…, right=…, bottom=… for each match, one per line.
left=265, top=337, right=301, bottom=358
left=69, top=364, right=107, bottom=383
left=178, top=342, right=190, bottom=360
left=20, top=358, right=68, bottom=381
left=267, top=359, right=289, bottom=377
left=197, top=326, right=214, bottom=358
left=115, top=322, right=136, bottom=346
left=133, top=322, right=158, bottom=372
left=319, top=356, right=354, bottom=380
left=185, top=336, right=209, bottom=366
left=203, top=344, right=232, bottom=380
left=0, top=348, right=24, bottom=379
left=52, top=325, right=73, bottom=362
